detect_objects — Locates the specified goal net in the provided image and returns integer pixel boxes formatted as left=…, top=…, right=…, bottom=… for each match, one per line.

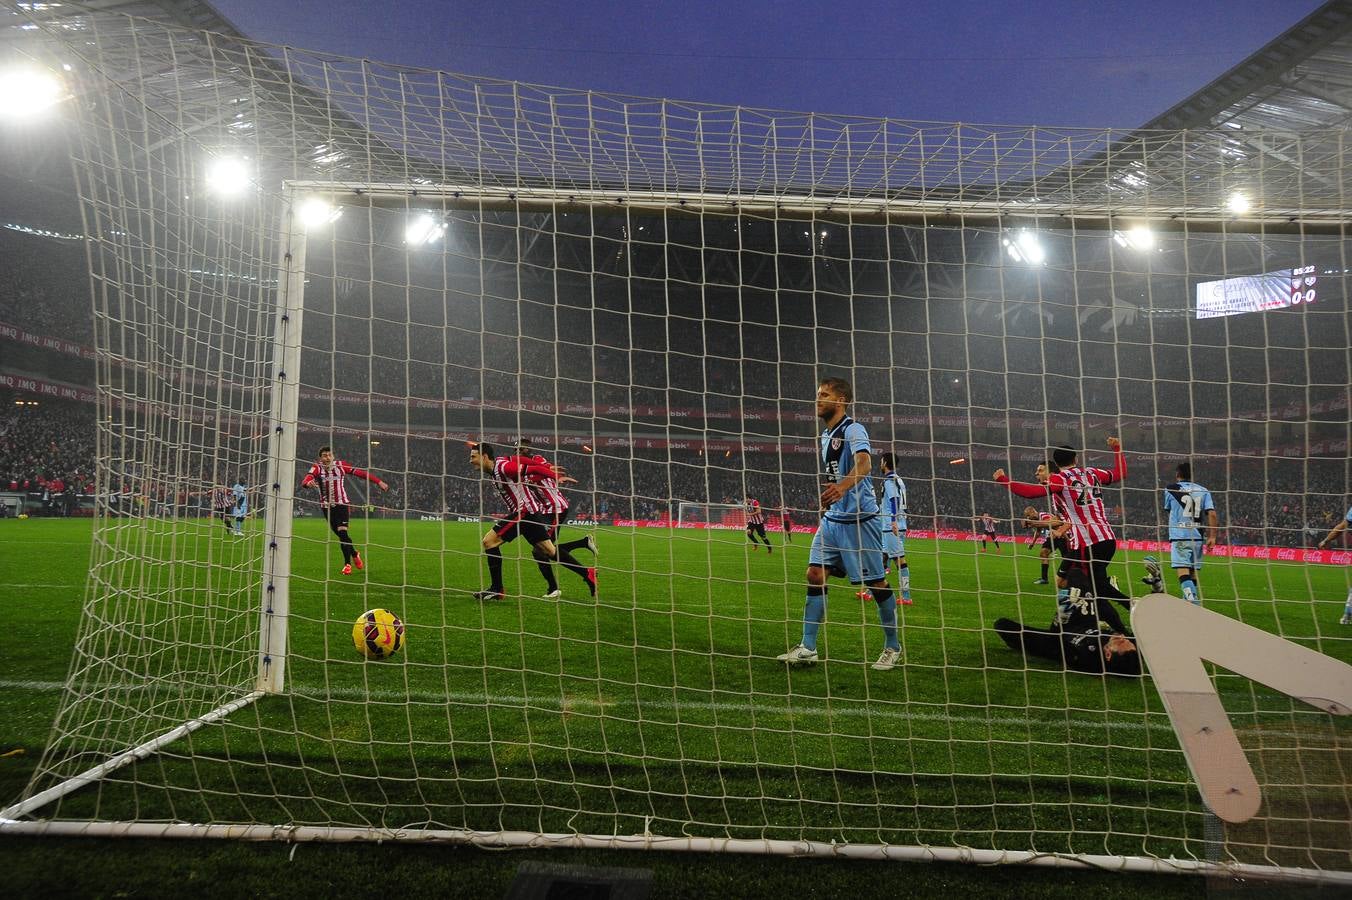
left=3, top=7, right=1350, bottom=886
left=677, top=502, right=752, bottom=530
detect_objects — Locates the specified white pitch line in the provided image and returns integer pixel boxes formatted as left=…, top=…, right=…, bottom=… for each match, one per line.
left=4, top=677, right=1344, bottom=742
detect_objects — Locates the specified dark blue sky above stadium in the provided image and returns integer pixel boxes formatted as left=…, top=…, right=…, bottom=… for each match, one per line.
left=210, top=0, right=1324, bottom=127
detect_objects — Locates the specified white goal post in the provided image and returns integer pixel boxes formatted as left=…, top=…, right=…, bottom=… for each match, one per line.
left=3, top=7, right=1351, bottom=890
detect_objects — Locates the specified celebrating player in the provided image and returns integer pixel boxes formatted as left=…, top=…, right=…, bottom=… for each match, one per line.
left=212, top=483, right=233, bottom=533
left=995, top=437, right=1131, bottom=610
left=779, top=504, right=793, bottom=544
left=1020, top=503, right=1068, bottom=586
left=744, top=496, right=773, bottom=553
left=300, top=446, right=389, bottom=575
left=470, top=442, right=595, bottom=602
left=1316, top=503, right=1352, bottom=625
left=976, top=512, right=1001, bottom=552
left=515, top=438, right=597, bottom=599
left=777, top=377, right=903, bottom=671
left=1157, top=462, right=1218, bottom=605
left=879, top=452, right=912, bottom=605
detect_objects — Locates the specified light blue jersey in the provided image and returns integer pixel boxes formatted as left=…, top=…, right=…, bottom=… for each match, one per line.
left=1345, top=505, right=1352, bottom=527
left=1164, top=480, right=1214, bottom=540
left=231, top=483, right=248, bottom=516
left=881, top=472, right=907, bottom=531
left=820, top=417, right=877, bottom=523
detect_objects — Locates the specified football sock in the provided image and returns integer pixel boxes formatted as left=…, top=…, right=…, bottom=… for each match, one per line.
left=870, top=586, right=900, bottom=650
left=1040, top=563, right=1049, bottom=580
left=802, top=586, right=826, bottom=651
left=1180, top=576, right=1200, bottom=605
left=555, top=547, right=591, bottom=586
left=485, top=545, right=504, bottom=591
left=337, top=530, right=355, bottom=564
left=899, top=564, right=911, bottom=600
left=558, top=537, right=590, bottom=555
left=533, top=547, right=559, bottom=592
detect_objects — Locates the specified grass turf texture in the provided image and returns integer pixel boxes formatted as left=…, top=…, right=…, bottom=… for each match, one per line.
left=2, top=518, right=1349, bottom=884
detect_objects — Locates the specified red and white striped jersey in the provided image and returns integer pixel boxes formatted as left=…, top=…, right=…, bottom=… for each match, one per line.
left=491, top=457, right=546, bottom=515
left=301, top=460, right=379, bottom=508
left=1036, top=511, right=1056, bottom=538
left=980, top=514, right=996, bottom=533
left=521, top=454, right=569, bottom=515
left=745, top=499, right=764, bottom=525
left=1048, top=465, right=1117, bottom=546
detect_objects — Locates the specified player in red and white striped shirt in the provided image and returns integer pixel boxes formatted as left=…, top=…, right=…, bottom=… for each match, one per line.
left=515, top=438, right=597, bottom=599
left=470, top=442, right=595, bottom=601
left=744, top=497, right=772, bottom=553
left=300, top=446, right=389, bottom=575
left=995, top=437, right=1132, bottom=630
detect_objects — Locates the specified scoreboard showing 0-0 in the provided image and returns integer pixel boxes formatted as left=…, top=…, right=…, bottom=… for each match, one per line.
left=1195, top=265, right=1318, bottom=319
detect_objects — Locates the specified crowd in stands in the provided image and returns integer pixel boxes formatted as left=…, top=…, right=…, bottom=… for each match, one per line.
left=0, top=393, right=97, bottom=514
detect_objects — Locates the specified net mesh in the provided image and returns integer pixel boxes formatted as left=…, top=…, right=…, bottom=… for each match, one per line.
left=5, top=6, right=1350, bottom=878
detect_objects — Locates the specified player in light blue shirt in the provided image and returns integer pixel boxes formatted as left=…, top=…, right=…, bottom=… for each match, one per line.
left=230, top=481, right=248, bottom=536
left=878, top=452, right=912, bottom=605
left=1162, top=462, right=1217, bottom=605
left=1316, top=504, right=1352, bottom=625
left=777, top=377, right=901, bottom=671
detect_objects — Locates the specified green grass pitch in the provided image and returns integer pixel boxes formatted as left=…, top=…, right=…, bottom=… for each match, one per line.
left=2, top=517, right=1349, bottom=871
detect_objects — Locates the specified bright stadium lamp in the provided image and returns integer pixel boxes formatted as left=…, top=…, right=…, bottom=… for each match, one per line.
left=405, top=213, right=445, bottom=246
left=0, top=67, right=65, bottom=120
left=205, top=155, right=251, bottom=197
left=1113, top=225, right=1156, bottom=251
left=1003, top=229, right=1046, bottom=265
left=1227, top=192, right=1252, bottom=215
left=297, top=196, right=341, bottom=229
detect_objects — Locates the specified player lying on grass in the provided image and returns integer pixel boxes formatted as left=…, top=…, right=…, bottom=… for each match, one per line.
left=993, top=587, right=1141, bottom=677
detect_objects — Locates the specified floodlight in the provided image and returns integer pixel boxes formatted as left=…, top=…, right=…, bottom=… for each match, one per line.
left=405, top=213, right=445, bottom=246
left=204, top=156, right=251, bottom=197
left=297, top=196, right=341, bottom=229
left=1003, top=229, right=1046, bottom=265
left=0, top=68, right=64, bottom=120
left=1227, top=192, right=1251, bottom=215
left=1113, top=225, right=1155, bottom=251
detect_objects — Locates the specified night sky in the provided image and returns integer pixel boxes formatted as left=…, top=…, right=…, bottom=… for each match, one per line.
left=209, top=0, right=1325, bottom=128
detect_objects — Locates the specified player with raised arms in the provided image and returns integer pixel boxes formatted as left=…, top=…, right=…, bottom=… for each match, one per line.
left=300, top=446, right=389, bottom=575
left=777, top=377, right=903, bottom=671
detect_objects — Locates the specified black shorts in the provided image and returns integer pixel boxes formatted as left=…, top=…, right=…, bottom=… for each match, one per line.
left=984, top=530, right=998, bottom=541
left=493, top=513, right=551, bottom=546
left=325, top=504, right=350, bottom=530
left=747, top=522, right=767, bottom=538
left=1053, top=536, right=1069, bottom=556
left=1040, top=537, right=1053, bottom=551
left=542, top=507, right=572, bottom=541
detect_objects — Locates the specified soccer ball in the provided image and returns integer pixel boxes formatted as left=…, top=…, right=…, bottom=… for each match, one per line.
left=352, top=608, right=404, bottom=660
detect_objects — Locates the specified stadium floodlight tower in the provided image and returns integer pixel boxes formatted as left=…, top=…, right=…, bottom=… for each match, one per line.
left=4, top=6, right=1352, bottom=893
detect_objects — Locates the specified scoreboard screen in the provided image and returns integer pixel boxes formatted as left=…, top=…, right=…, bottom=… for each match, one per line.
left=1195, top=266, right=1318, bottom=319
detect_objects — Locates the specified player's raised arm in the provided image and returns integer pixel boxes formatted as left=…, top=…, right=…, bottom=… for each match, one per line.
left=1098, top=436, right=1126, bottom=484
left=994, top=469, right=1051, bottom=499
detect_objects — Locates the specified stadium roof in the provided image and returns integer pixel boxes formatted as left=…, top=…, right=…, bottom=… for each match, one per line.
left=2, top=0, right=1350, bottom=220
